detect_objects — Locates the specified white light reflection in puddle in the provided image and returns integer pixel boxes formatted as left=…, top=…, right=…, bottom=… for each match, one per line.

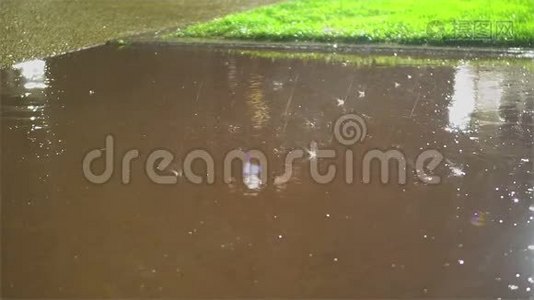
left=448, top=62, right=505, bottom=132
left=448, top=63, right=476, bottom=132
left=9, top=59, right=64, bottom=159
left=13, top=59, right=48, bottom=90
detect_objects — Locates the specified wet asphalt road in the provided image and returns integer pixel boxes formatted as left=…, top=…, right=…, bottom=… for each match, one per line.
left=0, top=0, right=281, bottom=66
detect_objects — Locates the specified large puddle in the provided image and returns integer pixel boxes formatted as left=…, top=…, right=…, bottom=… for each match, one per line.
left=1, top=44, right=533, bottom=297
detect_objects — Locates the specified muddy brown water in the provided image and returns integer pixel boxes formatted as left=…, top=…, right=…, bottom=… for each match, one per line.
left=1, top=44, right=533, bottom=298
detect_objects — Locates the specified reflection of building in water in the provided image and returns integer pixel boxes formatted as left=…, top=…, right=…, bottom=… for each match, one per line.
left=447, top=61, right=534, bottom=283
left=448, top=63, right=504, bottom=132
left=448, top=64, right=477, bottom=131
left=226, top=57, right=239, bottom=93
left=246, top=73, right=271, bottom=130
left=499, top=66, right=534, bottom=147
left=449, top=62, right=534, bottom=148
left=2, top=59, right=62, bottom=158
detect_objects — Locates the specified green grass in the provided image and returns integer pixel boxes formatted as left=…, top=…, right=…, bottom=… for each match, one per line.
left=169, top=0, right=534, bottom=47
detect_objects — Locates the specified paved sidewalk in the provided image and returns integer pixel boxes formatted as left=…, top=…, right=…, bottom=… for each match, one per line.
left=0, top=0, right=281, bottom=66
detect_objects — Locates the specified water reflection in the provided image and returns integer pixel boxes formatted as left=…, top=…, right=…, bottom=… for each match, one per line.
left=243, top=152, right=263, bottom=190
left=2, top=59, right=48, bottom=123
left=1, top=59, right=63, bottom=159
left=1, top=45, right=533, bottom=298
left=448, top=63, right=500, bottom=132
left=13, top=59, right=48, bottom=90
left=246, top=73, right=270, bottom=130
left=449, top=64, right=476, bottom=131
left=445, top=58, right=534, bottom=297
left=449, top=60, right=534, bottom=151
